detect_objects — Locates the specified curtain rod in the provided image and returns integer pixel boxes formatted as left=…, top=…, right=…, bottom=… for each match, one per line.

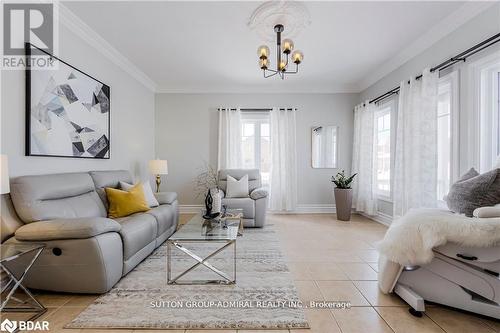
left=367, top=32, right=500, bottom=105
left=217, top=108, right=295, bottom=112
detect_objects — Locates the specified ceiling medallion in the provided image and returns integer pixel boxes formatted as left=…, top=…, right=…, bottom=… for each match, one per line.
left=256, top=24, right=304, bottom=79
left=248, top=1, right=311, bottom=42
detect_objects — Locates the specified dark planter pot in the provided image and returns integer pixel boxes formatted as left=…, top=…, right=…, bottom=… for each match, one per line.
left=334, top=188, right=353, bottom=221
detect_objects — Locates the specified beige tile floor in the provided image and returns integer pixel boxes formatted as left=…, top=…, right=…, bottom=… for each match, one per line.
left=2, top=213, right=499, bottom=333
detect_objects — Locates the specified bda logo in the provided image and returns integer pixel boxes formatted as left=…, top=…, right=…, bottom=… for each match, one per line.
left=0, top=319, right=17, bottom=333
left=0, top=318, right=49, bottom=332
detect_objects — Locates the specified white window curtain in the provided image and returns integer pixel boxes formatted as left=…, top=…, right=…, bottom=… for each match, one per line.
left=393, top=68, right=439, bottom=218
left=269, top=107, right=298, bottom=211
left=217, top=108, right=242, bottom=170
left=352, top=101, right=377, bottom=215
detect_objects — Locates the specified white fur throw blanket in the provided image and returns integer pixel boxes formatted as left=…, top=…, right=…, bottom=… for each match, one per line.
left=377, top=208, right=500, bottom=265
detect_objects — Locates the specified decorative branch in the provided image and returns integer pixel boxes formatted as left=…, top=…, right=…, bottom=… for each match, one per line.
left=193, top=161, right=219, bottom=198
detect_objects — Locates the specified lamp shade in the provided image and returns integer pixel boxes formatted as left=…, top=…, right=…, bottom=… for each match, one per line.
left=149, top=159, right=168, bottom=175
left=1, top=155, right=10, bottom=194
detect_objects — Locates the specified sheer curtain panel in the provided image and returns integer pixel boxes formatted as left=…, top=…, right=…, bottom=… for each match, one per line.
left=218, top=108, right=243, bottom=170
left=393, top=68, right=439, bottom=217
left=352, top=101, right=377, bottom=215
left=269, top=108, right=298, bottom=211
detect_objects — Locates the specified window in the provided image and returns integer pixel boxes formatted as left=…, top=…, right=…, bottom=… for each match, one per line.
left=241, top=113, right=271, bottom=186
left=374, top=101, right=394, bottom=197
left=437, top=78, right=452, bottom=201
left=477, top=55, right=500, bottom=172
left=435, top=72, right=458, bottom=203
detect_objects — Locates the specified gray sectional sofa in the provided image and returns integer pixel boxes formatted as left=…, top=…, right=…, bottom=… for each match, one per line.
left=0, top=170, right=178, bottom=294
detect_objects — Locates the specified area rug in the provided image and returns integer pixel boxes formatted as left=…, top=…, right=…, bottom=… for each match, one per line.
left=66, top=225, right=309, bottom=330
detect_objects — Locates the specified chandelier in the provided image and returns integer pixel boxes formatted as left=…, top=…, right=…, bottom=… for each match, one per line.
left=257, top=24, right=304, bottom=79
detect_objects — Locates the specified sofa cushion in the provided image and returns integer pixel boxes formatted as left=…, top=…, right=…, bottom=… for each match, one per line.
left=105, top=185, right=149, bottom=218
left=10, top=172, right=106, bottom=223
left=226, top=174, right=249, bottom=198
left=114, top=213, right=157, bottom=260
left=250, top=187, right=269, bottom=200
left=473, top=204, right=500, bottom=218
left=221, top=197, right=255, bottom=219
left=146, top=204, right=176, bottom=237
left=120, top=181, right=159, bottom=207
left=15, top=217, right=121, bottom=241
left=90, top=170, right=133, bottom=208
left=446, top=168, right=500, bottom=217
left=218, top=169, right=261, bottom=193
left=154, top=192, right=177, bottom=205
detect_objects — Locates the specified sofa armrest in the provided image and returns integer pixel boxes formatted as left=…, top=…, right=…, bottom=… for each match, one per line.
left=15, top=217, right=121, bottom=241
left=473, top=205, right=500, bottom=218
left=217, top=189, right=225, bottom=198
left=154, top=192, right=178, bottom=205
left=250, top=187, right=268, bottom=200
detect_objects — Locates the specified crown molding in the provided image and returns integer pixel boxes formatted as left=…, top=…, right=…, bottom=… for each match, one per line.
left=356, top=1, right=497, bottom=93
left=156, top=84, right=360, bottom=94
left=56, top=2, right=158, bottom=92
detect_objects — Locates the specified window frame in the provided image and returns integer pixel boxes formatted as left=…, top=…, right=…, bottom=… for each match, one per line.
left=436, top=71, right=459, bottom=206
left=469, top=51, right=500, bottom=173
left=373, top=98, right=396, bottom=200
left=241, top=112, right=271, bottom=185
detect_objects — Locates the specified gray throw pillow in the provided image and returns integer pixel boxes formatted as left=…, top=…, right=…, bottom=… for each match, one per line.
left=446, top=168, right=500, bottom=217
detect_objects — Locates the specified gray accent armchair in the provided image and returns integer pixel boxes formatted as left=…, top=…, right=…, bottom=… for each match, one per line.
left=217, top=169, right=268, bottom=228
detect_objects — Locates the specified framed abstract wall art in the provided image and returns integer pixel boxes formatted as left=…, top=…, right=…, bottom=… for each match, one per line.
left=26, top=43, right=110, bottom=159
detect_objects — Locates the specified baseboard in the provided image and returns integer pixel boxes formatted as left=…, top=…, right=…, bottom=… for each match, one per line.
left=273, top=204, right=336, bottom=214
left=179, top=204, right=336, bottom=214
left=360, top=212, right=393, bottom=226
left=179, top=205, right=203, bottom=214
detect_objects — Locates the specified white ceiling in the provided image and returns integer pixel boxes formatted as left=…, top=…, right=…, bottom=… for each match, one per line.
left=61, top=1, right=488, bottom=93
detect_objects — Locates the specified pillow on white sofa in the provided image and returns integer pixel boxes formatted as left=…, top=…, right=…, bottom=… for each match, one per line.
left=120, top=181, right=159, bottom=208
left=226, top=175, right=249, bottom=198
left=473, top=204, right=500, bottom=218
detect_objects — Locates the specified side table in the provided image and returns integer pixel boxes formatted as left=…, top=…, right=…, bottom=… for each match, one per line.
left=1, top=243, right=47, bottom=327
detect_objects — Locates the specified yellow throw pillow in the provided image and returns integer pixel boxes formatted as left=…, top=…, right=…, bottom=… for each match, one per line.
left=105, top=184, right=149, bottom=218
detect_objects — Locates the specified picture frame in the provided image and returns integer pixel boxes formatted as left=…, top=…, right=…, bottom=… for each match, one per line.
left=25, top=43, right=110, bottom=159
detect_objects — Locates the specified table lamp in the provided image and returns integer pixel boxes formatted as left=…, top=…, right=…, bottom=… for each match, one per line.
left=149, top=159, right=168, bottom=192
left=1, top=155, right=10, bottom=195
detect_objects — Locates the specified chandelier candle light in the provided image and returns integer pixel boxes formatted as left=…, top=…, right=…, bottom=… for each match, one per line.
left=257, top=24, right=304, bottom=79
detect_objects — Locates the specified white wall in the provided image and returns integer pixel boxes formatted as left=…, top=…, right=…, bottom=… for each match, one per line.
left=155, top=93, right=358, bottom=208
left=0, top=22, right=156, bottom=180
left=358, top=4, right=500, bottom=218
left=360, top=4, right=500, bottom=102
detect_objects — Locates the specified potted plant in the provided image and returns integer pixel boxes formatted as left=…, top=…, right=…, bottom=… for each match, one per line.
left=331, top=170, right=357, bottom=221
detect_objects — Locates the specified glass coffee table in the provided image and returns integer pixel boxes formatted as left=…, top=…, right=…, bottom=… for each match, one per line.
left=167, top=211, right=243, bottom=285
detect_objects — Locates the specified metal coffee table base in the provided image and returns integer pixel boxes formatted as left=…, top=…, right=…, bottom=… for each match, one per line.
left=167, top=240, right=236, bottom=285
left=1, top=246, right=47, bottom=330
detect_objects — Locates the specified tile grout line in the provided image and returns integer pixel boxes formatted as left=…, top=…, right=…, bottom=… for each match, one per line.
left=372, top=307, right=399, bottom=333
left=313, top=279, right=345, bottom=333
left=349, top=282, right=397, bottom=333
left=419, top=311, right=447, bottom=333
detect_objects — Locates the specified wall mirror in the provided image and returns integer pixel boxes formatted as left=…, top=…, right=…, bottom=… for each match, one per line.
left=312, top=125, right=338, bottom=168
